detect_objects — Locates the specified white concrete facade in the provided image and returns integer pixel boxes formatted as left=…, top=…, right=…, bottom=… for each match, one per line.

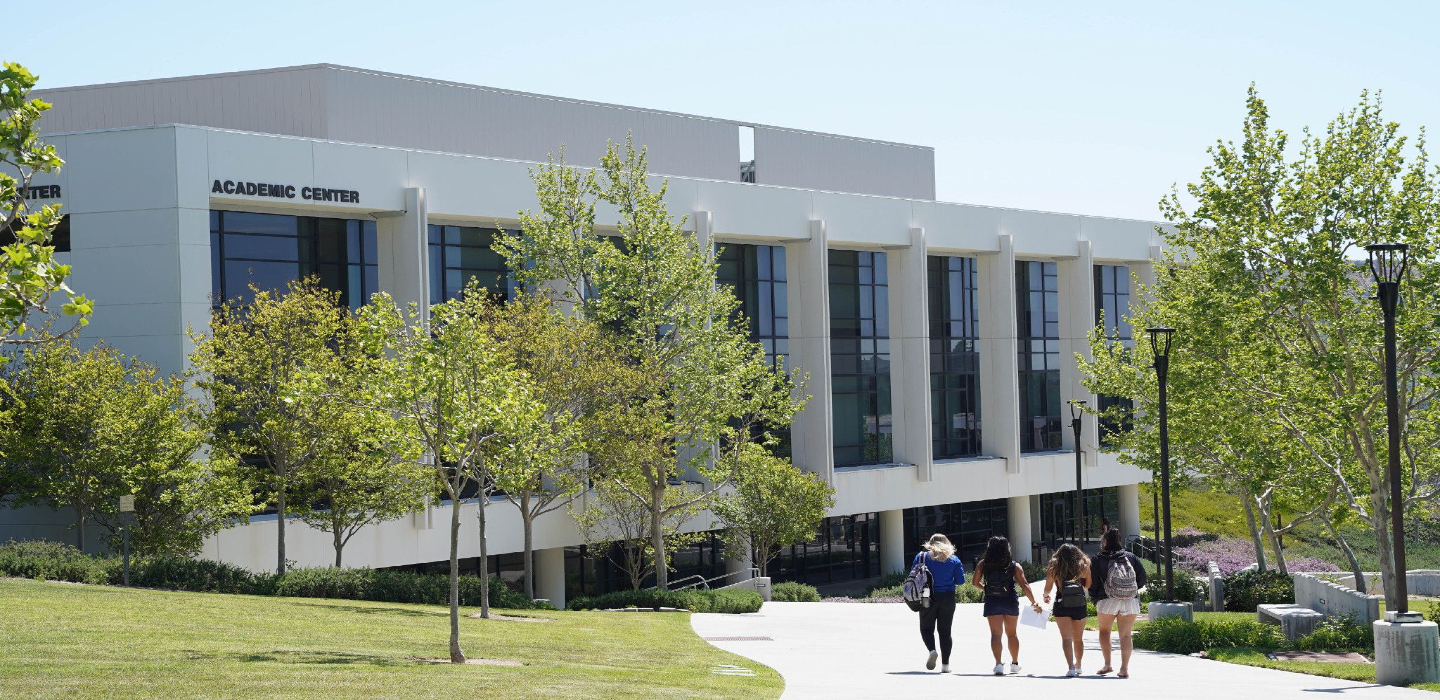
left=6, top=69, right=1161, bottom=596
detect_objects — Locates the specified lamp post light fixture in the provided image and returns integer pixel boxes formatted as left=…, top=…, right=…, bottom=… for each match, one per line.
left=1367, top=242, right=1413, bottom=619
left=1147, top=326, right=1177, bottom=602
left=1070, top=399, right=1087, bottom=547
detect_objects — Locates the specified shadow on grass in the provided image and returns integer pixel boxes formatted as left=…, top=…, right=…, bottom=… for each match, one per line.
left=218, top=650, right=413, bottom=666
left=292, top=601, right=442, bottom=618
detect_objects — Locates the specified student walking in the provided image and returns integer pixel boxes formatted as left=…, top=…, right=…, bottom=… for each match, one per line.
left=972, top=535, right=1042, bottom=675
left=912, top=534, right=964, bottom=673
left=1089, top=528, right=1147, bottom=678
left=1042, top=543, right=1091, bottom=677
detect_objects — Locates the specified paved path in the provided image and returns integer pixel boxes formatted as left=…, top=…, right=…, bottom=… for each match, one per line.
left=693, top=600, right=1431, bottom=699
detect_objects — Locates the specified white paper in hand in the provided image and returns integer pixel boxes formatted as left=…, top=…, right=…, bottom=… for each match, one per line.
left=1020, top=604, right=1048, bottom=630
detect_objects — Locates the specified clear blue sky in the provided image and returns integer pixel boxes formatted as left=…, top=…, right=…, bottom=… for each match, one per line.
left=16, top=1, right=1440, bottom=221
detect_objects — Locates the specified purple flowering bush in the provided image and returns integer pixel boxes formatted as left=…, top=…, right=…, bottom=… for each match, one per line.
left=1172, top=535, right=1340, bottom=575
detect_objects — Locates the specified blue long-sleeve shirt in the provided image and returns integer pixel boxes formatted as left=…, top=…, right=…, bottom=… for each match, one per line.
left=912, top=551, right=965, bottom=593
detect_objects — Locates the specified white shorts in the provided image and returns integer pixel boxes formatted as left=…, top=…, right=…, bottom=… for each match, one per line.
left=1096, top=597, right=1141, bottom=617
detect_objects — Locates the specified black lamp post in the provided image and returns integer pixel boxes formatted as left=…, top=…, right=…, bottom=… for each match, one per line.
left=1367, top=242, right=1411, bottom=617
left=1147, top=326, right=1176, bottom=602
left=1071, top=400, right=1087, bottom=546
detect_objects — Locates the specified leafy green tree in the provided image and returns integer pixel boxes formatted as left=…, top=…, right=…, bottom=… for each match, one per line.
left=359, top=280, right=545, bottom=661
left=484, top=292, right=603, bottom=600
left=294, top=402, right=429, bottom=568
left=1083, top=87, right=1440, bottom=606
left=499, top=138, right=803, bottom=589
left=0, top=337, right=252, bottom=556
left=573, top=474, right=704, bottom=591
left=712, top=443, right=835, bottom=577
left=190, top=279, right=359, bottom=575
left=0, top=63, right=92, bottom=342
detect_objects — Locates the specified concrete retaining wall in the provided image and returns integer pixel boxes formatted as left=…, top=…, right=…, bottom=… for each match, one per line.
left=1293, top=573, right=1381, bottom=624
left=1294, top=570, right=1440, bottom=598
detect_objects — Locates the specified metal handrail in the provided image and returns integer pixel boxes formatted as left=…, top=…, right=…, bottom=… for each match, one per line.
left=662, top=567, right=763, bottom=592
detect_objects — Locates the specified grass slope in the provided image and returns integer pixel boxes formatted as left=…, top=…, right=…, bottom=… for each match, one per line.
left=0, top=579, right=781, bottom=700
left=1208, top=648, right=1440, bottom=693
left=1137, top=483, right=1440, bottom=572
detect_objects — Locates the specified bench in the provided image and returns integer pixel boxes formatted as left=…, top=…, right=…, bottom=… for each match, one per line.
left=1257, top=603, right=1324, bottom=639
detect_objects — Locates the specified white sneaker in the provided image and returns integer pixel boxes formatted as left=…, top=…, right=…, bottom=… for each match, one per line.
left=993, top=663, right=1005, bottom=675
left=941, top=664, right=951, bottom=673
left=926, top=650, right=938, bottom=670
left=1009, top=663, right=1022, bottom=675
left=1066, top=667, right=1079, bottom=678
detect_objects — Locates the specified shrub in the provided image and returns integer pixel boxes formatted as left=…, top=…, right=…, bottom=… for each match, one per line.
left=1140, top=567, right=1206, bottom=603
left=771, top=581, right=820, bottom=602
left=957, top=583, right=984, bottom=604
left=1295, top=614, right=1373, bottom=652
left=1133, top=615, right=1287, bottom=654
left=567, top=587, right=762, bottom=613
left=865, top=585, right=902, bottom=599
left=1021, top=560, right=1046, bottom=584
left=274, top=568, right=549, bottom=610
left=1223, top=569, right=1294, bottom=612
left=871, top=572, right=907, bottom=589
left=127, top=557, right=276, bottom=595
left=0, top=540, right=114, bottom=585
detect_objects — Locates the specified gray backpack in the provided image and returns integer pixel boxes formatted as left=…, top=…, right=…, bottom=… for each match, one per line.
left=1104, top=554, right=1139, bottom=600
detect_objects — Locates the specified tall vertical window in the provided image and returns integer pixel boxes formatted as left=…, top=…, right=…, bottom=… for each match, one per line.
left=830, top=250, right=891, bottom=467
left=1094, top=264, right=1134, bottom=444
left=427, top=225, right=513, bottom=302
left=210, top=210, right=378, bottom=309
left=928, top=256, right=981, bottom=459
left=716, top=243, right=789, bottom=368
left=1017, top=261, right=1061, bottom=452
left=717, top=242, right=791, bottom=456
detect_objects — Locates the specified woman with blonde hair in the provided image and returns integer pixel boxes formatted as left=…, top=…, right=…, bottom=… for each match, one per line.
left=911, top=533, right=964, bottom=673
left=1043, top=543, right=1091, bottom=677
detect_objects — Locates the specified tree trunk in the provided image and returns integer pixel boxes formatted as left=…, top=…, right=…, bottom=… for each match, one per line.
left=478, top=486, right=491, bottom=619
left=1264, top=521, right=1289, bottom=575
left=1369, top=485, right=1398, bottom=607
left=651, top=483, right=667, bottom=590
left=1327, top=519, right=1366, bottom=594
left=1242, top=493, right=1268, bottom=572
left=334, top=526, right=344, bottom=568
left=448, top=495, right=465, bottom=664
left=522, top=491, right=535, bottom=600
left=276, top=472, right=287, bottom=575
left=76, top=508, right=85, bottom=553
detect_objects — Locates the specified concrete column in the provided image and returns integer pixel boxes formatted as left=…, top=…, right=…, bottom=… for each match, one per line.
left=535, top=546, right=567, bottom=610
left=1118, top=483, right=1141, bottom=538
left=978, top=235, right=1021, bottom=471
left=1007, top=495, right=1034, bottom=562
left=376, top=187, right=429, bottom=321
left=888, top=227, right=933, bottom=480
left=786, top=220, right=835, bottom=483
left=1375, top=619, right=1440, bottom=686
left=879, top=508, right=907, bottom=575
left=1060, top=239, right=1097, bottom=455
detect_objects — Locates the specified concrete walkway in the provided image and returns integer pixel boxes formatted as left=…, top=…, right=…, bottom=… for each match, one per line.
left=693, top=601, right=1431, bottom=699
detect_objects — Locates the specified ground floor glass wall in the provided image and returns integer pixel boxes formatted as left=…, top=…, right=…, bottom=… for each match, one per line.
left=902, top=499, right=1009, bottom=568
left=1038, top=486, right=1120, bottom=548
left=768, top=513, right=881, bottom=586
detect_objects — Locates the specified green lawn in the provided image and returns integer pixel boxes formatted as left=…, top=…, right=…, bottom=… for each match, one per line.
left=0, top=579, right=781, bottom=700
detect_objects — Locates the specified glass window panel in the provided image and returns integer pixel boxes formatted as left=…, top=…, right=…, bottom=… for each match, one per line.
left=222, top=212, right=297, bottom=236
left=222, top=233, right=303, bottom=262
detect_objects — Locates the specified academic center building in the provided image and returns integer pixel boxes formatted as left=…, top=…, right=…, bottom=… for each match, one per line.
left=9, top=65, right=1157, bottom=606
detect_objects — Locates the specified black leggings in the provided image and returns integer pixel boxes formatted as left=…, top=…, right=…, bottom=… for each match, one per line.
left=919, top=590, right=957, bottom=663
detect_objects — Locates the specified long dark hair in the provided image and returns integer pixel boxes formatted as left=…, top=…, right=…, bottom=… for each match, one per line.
left=980, top=535, right=1012, bottom=573
left=1101, top=527, right=1123, bottom=553
left=1048, top=543, right=1089, bottom=582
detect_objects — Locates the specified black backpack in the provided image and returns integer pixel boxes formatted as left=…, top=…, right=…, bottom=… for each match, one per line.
left=1060, top=579, right=1087, bottom=608
left=984, top=562, right=1014, bottom=597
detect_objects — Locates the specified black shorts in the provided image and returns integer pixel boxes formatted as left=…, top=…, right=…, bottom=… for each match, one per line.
left=1053, top=604, right=1088, bottom=620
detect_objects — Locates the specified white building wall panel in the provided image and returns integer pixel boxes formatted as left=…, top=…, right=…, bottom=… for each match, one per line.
left=321, top=67, right=740, bottom=184
left=755, top=126, right=936, bottom=200
left=36, top=66, right=329, bottom=139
